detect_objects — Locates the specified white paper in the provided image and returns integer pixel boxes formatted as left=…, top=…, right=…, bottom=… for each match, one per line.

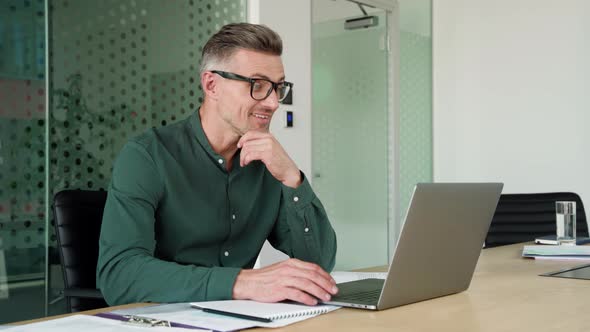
left=114, top=304, right=255, bottom=331
left=4, top=314, right=199, bottom=332
left=522, top=245, right=590, bottom=260
left=145, top=309, right=259, bottom=331
left=331, top=271, right=387, bottom=284
left=533, top=256, right=590, bottom=261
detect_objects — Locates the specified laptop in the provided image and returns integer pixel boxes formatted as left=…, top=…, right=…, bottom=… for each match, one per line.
left=323, top=182, right=503, bottom=310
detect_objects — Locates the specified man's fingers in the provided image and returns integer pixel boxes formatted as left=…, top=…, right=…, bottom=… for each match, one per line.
left=233, top=263, right=338, bottom=305
left=280, top=265, right=338, bottom=295
left=240, top=140, right=273, bottom=159
left=282, top=277, right=332, bottom=302
left=284, top=287, right=318, bottom=306
left=241, top=143, right=269, bottom=154
left=241, top=139, right=270, bottom=150
left=239, top=138, right=272, bottom=167
left=237, top=131, right=271, bottom=148
left=287, top=259, right=336, bottom=285
left=240, top=148, right=263, bottom=167
left=241, top=150, right=267, bottom=167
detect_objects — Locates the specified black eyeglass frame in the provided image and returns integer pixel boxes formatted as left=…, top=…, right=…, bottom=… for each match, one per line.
left=211, top=70, right=293, bottom=102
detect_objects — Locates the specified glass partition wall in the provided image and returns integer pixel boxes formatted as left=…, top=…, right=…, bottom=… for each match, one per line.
left=311, top=6, right=390, bottom=271
left=0, top=0, right=246, bottom=323
left=0, top=0, right=49, bottom=322
left=311, top=0, right=432, bottom=270
left=397, top=0, right=433, bottom=232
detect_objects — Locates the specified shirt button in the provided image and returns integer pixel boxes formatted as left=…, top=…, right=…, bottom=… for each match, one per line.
left=218, top=159, right=223, bottom=164
left=293, top=196, right=299, bottom=202
left=304, top=227, right=309, bottom=233
left=224, top=251, right=229, bottom=257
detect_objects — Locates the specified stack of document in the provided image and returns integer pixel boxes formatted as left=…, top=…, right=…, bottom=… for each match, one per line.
left=534, top=235, right=590, bottom=245
left=522, top=245, right=590, bottom=260
left=2, top=315, right=193, bottom=332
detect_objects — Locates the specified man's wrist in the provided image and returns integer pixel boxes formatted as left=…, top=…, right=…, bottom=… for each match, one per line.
left=232, top=269, right=249, bottom=300
left=282, top=170, right=302, bottom=188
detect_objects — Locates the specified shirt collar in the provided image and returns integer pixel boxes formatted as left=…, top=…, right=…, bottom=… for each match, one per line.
left=190, top=108, right=218, bottom=158
left=189, top=108, right=242, bottom=173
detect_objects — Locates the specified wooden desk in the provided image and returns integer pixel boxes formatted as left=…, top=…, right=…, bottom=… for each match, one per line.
left=13, top=244, right=590, bottom=331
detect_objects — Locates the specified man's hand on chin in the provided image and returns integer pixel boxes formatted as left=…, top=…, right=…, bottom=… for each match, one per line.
left=237, top=131, right=302, bottom=188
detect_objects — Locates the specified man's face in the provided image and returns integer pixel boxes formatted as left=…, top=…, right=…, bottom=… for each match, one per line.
left=215, top=49, right=284, bottom=135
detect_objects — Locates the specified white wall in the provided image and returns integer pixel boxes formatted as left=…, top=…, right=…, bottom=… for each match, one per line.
left=256, top=0, right=313, bottom=180
left=251, top=0, right=313, bottom=266
left=433, top=1, right=590, bottom=211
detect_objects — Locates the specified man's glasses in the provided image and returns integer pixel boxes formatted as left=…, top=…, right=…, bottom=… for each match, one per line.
left=211, top=70, right=293, bottom=102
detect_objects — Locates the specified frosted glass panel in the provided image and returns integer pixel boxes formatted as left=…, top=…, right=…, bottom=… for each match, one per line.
left=0, top=0, right=48, bottom=323
left=398, top=2, right=433, bottom=223
left=312, top=14, right=388, bottom=271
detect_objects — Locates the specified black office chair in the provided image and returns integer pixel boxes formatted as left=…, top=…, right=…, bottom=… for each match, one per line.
left=485, top=192, right=589, bottom=248
left=53, top=189, right=109, bottom=312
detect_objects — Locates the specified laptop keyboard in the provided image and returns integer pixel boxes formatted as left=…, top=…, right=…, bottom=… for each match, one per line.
left=329, top=278, right=385, bottom=305
left=334, top=288, right=381, bottom=302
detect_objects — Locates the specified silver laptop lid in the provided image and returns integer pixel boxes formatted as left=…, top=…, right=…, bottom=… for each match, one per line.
left=377, top=183, right=503, bottom=310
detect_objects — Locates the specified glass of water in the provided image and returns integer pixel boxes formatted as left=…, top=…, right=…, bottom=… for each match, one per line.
left=556, top=201, right=576, bottom=245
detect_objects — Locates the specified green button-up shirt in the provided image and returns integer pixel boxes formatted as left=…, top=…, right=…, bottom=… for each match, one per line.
left=96, top=110, right=337, bottom=305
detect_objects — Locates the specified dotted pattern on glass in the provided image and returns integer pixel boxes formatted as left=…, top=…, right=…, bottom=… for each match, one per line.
left=0, top=0, right=46, bottom=253
left=398, top=30, right=433, bottom=222
left=311, top=17, right=389, bottom=270
left=46, top=0, right=246, bottom=250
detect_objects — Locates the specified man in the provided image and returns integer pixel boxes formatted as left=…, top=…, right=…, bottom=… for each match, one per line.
left=97, top=23, right=338, bottom=306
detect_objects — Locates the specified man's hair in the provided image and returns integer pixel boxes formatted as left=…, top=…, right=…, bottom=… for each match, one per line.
left=200, top=23, right=283, bottom=74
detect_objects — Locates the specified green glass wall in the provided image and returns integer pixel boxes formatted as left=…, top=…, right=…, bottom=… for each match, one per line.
left=0, top=0, right=246, bottom=324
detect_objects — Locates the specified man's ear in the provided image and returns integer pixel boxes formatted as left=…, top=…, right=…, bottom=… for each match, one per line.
left=201, top=71, right=219, bottom=100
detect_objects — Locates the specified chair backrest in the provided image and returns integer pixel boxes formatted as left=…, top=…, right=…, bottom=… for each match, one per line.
left=53, top=189, right=108, bottom=312
left=486, top=192, right=589, bottom=248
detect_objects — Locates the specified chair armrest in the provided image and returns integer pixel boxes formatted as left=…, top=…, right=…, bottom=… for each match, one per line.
left=63, top=288, right=104, bottom=299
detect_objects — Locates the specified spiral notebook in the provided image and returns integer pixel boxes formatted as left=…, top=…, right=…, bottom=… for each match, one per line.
left=107, top=301, right=340, bottom=331
left=190, top=300, right=338, bottom=322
